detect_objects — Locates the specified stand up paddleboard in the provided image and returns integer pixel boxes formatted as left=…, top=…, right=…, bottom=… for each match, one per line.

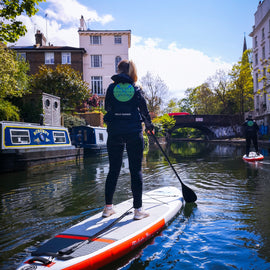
left=243, top=151, right=264, bottom=162
left=17, top=186, right=183, bottom=270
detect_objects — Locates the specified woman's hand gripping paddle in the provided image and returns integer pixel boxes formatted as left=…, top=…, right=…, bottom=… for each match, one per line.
left=150, top=131, right=197, bottom=203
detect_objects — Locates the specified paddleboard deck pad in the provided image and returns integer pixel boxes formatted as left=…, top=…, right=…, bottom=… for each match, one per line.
left=243, top=151, right=264, bottom=162
left=17, top=186, right=183, bottom=270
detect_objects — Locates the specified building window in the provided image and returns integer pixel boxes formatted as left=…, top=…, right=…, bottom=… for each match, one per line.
left=255, top=53, right=258, bottom=65
left=91, top=55, right=102, bottom=67
left=45, top=52, right=54, bottom=64
left=263, top=92, right=267, bottom=105
left=114, top=35, right=122, bottom=44
left=255, top=36, right=258, bottom=47
left=262, top=46, right=265, bottom=59
left=262, top=28, right=265, bottom=40
left=90, top=35, right=101, bottom=44
left=62, top=52, right=71, bottom=64
left=256, top=95, right=259, bottom=110
left=91, top=76, right=103, bottom=95
left=255, top=73, right=259, bottom=90
left=17, top=52, right=26, bottom=61
left=115, top=56, right=122, bottom=73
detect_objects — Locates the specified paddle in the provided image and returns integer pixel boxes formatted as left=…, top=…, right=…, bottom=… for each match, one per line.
left=57, top=207, right=133, bottom=256
left=149, top=131, right=197, bottom=203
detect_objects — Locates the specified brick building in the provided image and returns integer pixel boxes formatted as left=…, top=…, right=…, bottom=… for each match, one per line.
left=9, top=30, right=86, bottom=75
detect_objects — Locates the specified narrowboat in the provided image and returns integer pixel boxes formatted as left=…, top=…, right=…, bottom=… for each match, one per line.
left=0, top=121, right=82, bottom=173
left=70, top=125, right=108, bottom=155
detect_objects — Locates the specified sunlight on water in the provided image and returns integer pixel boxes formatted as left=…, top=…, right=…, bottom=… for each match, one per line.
left=1, top=141, right=270, bottom=269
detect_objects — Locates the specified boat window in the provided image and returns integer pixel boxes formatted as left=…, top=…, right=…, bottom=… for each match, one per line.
left=10, top=129, right=30, bottom=144
left=53, top=131, right=66, bottom=143
left=99, top=133, right=104, bottom=141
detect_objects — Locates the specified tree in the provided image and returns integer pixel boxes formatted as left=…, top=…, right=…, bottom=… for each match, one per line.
left=0, top=0, right=44, bottom=43
left=140, top=72, right=168, bottom=115
left=206, top=70, right=232, bottom=114
left=228, top=49, right=254, bottom=116
left=31, top=64, right=91, bottom=111
left=0, top=44, right=30, bottom=120
left=184, top=83, right=217, bottom=114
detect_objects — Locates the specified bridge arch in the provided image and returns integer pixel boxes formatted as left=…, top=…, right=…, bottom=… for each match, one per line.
left=168, top=114, right=243, bottom=139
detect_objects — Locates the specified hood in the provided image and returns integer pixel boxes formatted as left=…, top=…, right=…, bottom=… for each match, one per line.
left=111, top=73, right=133, bottom=84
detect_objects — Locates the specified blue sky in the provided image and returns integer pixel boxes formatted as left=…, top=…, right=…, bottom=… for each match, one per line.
left=13, top=0, right=259, bottom=99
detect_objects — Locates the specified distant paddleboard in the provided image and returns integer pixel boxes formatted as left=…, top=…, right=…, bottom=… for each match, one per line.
left=243, top=151, right=264, bottom=162
left=17, top=186, right=183, bottom=270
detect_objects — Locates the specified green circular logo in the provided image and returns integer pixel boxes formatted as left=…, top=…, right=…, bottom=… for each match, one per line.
left=247, top=120, right=254, bottom=127
left=113, top=83, right=135, bottom=102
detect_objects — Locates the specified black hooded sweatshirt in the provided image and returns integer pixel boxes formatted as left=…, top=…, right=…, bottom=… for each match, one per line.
left=104, top=73, right=153, bottom=135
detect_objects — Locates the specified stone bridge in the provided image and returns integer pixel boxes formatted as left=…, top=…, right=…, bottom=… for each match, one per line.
left=169, top=114, right=244, bottom=139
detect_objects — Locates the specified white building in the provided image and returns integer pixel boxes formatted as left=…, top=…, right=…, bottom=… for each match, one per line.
left=78, top=16, right=131, bottom=107
left=249, top=0, right=270, bottom=129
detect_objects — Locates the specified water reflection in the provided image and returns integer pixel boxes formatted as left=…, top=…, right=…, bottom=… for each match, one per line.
left=1, top=141, right=270, bottom=269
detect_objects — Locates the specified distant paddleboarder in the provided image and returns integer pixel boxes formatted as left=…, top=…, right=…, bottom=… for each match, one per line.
left=242, top=114, right=259, bottom=157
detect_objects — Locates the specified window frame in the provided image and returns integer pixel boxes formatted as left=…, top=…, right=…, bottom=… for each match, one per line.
left=114, top=35, right=122, bottom=44
left=90, top=35, right=101, bottom=45
left=91, top=55, right=102, bottom=68
left=45, top=52, right=54, bottom=64
left=10, top=129, right=30, bottom=145
left=62, top=52, right=71, bottom=64
left=53, top=131, right=66, bottom=143
left=91, top=76, right=103, bottom=95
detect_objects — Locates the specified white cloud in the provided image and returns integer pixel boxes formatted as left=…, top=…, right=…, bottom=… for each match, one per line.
left=44, top=0, right=114, bottom=25
left=130, top=36, right=232, bottom=100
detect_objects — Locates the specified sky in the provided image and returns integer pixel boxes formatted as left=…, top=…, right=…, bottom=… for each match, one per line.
left=11, top=0, right=259, bottom=100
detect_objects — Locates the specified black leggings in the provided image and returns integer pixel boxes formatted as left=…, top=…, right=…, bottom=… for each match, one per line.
left=246, top=135, right=258, bottom=155
left=105, top=132, right=144, bottom=209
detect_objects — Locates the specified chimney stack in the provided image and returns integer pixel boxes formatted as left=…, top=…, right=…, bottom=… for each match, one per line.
left=35, top=30, right=47, bottom=46
left=79, top=15, right=87, bottom=31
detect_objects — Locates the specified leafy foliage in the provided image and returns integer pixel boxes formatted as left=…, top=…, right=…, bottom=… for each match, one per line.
left=0, top=44, right=30, bottom=120
left=0, top=0, right=44, bottom=43
left=31, top=64, right=91, bottom=111
left=62, top=113, right=86, bottom=129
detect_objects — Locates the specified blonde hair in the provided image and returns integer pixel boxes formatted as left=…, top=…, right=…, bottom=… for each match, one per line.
left=118, top=59, right=138, bottom=82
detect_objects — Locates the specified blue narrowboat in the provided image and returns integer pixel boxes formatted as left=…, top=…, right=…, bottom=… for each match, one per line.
left=70, top=125, right=108, bottom=154
left=0, top=121, right=82, bottom=173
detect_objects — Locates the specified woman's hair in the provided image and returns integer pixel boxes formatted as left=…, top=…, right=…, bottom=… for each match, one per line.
left=118, top=59, right=138, bottom=82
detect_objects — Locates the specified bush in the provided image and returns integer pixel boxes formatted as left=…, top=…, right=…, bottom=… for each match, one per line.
left=62, top=113, right=86, bottom=129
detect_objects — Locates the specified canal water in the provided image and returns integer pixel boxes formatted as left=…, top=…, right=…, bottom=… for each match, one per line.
left=1, top=141, right=270, bottom=270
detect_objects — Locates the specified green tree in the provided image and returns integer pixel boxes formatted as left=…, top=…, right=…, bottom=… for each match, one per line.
left=140, top=72, right=168, bottom=115
left=185, top=83, right=217, bottom=114
left=228, top=49, right=254, bottom=116
left=0, top=44, right=30, bottom=120
left=0, top=0, right=44, bottom=43
left=31, top=64, right=91, bottom=111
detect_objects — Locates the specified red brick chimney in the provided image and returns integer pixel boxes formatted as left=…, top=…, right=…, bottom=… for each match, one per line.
left=35, top=30, right=47, bottom=46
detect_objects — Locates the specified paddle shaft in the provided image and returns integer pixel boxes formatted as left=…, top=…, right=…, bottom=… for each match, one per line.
left=150, top=131, right=197, bottom=203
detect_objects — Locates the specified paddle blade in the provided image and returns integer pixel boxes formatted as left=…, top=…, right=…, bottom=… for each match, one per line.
left=182, top=183, right=197, bottom=203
